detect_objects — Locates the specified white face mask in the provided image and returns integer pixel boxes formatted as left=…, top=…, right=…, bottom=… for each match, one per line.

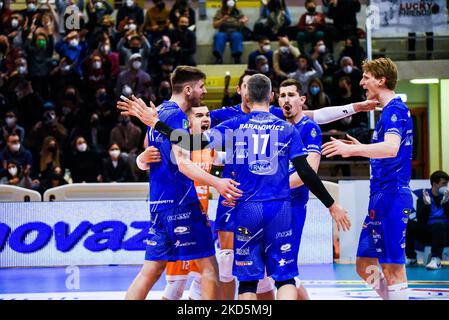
left=227, top=0, right=235, bottom=8
left=77, top=143, right=87, bottom=152
left=69, top=38, right=79, bottom=47
left=262, top=44, right=271, bottom=52
left=11, top=19, right=19, bottom=28
left=102, top=45, right=110, bottom=53
left=8, top=167, right=18, bottom=177
left=439, top=186, right=449, bottom=195
left=95, top=1, right=103, bottom=8
left=122, top=85, right=133, bottom=96
left=62, top=64, right=71, bottom=72
left=343, top=65, right=353, bottom=74
left=280, top=46, right=289, bottom=54
left=127, top=23, right=137, bottom=31
left=93, top=61, right=102, bottom=69
left=0, top=2, right=3, bottom=10
left=318, top=44, right=326, bottom=53
left=27, top=3, right=36, bottom=11
left=10, top=143, right=20, bottom=152
left=109, top=150, right=120, bottom=158
left=5, top=117, right=16, bottom=127
left=18, top=66, right=27, bottom=74
left=132, top=60, right=141, bottom=70
left=260, top=64, right=269, bottom=73
left=126, top=0, right=134, bottom=7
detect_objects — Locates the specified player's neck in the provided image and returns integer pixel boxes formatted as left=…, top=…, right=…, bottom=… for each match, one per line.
left=170, top=95, right=190, bottom=113
left=377, top=90, right=396, bottom=107
left=290, top=110, right=304, bottom=125
left=250, top=103, right=269, bottom=112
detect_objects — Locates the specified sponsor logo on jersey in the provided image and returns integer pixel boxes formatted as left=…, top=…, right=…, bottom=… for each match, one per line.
left=311, top=128, right=317, bottom=138
left=237, top=226, right=251, bottom=236
left=236, top=247, right=250, bottom=256
left=146, top=240, right=157, bottom=246
left=182, top=119, right=189, bottom=129
left=280, top=243, right=291, bottom=253
left=174, top=226, right=190, bottom=235
left=391, top=114, right=397, bottom=122
left=236, top=261, right=253, bottom=266
left=278, top=258, right=294, bottom=267
left=175, top=240, right=196, bottom=248
left=167, top=212, right=191, bottom=221
left=275, top=229, right=292, bottom=238
left=369, top=209, right=376, bottom=220
left=221, top=199, right=236, bottom=207
left=236, top=235, right=251, bottom=242
left=248, top=160, right=273, bottom=175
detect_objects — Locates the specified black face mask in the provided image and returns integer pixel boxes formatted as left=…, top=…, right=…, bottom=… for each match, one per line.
left=156, top=2, right=165, bottom=9
left=307, top=7, right=316, bottom=13
left=65, top=92, right=76, bottom=102
left=179, top=25, right=188, bottom=32
left=130, top=47, right=140, bottom=54
left=48, top=144, right=57, bottom=153
left=97, top=92, right=108, bottom=105
left=50, top=172, right=63, bottom=181
left=339, top=87, right=348, bottom=96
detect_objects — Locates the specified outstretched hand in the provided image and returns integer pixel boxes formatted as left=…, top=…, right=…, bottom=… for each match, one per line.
left=322, top=136, right=356, bottom=158
left=116, top=95, right=159, bottom=128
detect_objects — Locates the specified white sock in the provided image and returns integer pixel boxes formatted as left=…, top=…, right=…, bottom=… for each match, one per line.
left=387, top=282, right=409, bottom=300
left=367, top=272, right=389, bottom=300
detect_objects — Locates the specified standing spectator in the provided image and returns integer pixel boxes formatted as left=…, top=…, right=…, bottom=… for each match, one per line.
left=169, top=0, right=195, bottom=30
left=212, top=0, right=249, bottom=64
left=306, top=77, right=331, bottom=110
left=273, top=35, right=300, bottom=82
left=253, top=0, right=291, bottom=40
left=154, top=80, right=171, bottom=106
left=55, top=30, right=88, bottom=78
left=115, top=53, right=153, bottom=100
left=338, top=35, right=365, bottom=69
left=19, top=0, right=45, bottom=29
left=169, top=16, right=196, bottom=66
left=101, top=143, right=135, bottom=182
left=6, top=12, right=25, bottom=48
left=117, top=31, right=151, bottom=71
left=109, top=114, right=141, bottom=157
left=95, top=37, right=120, bottom=81
left=287, top=54, right=323, bottom=94
left=248, top=36, right=273, bottom=70
left=327, top=0, right=361, bottom=40
left=143, top=0, right=171, bottom=41
left=332, top=56, right=363, bottom=98
left=66, top=136, right=101, bottom=183
left=1, top=110, right=25, bottom=149
left=83, top=53, right=108, bottom=96
left=86, top=0, right=113, bottom=32
left=35, top=135, right=63, bottom=181
left=115, top=0, right=144, bottom=30
left=295, top=0, right=325, bottom=53
left=0, top=159, right=33, bottom=189
left=0, top=0, right=13, bottom=35
left=311, top=39, right=338, bottom=96
left=1, top=132, right=33, bottom=172
left=255, top=54, right=277, bottom=87
left=406, top=171, right=449, bottom=270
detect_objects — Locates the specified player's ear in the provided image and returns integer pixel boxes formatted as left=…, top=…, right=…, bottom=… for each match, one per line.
left=236, top=85, right=241, bottom=95
left=269, top=91, right=274, bottom=103
left=378, top=77, right=386, bottom=87
left=184, top=84, right=192, bottom=96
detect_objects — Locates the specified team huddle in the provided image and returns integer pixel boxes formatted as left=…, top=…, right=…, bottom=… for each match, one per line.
left=117, top=57, right=414, bottom=300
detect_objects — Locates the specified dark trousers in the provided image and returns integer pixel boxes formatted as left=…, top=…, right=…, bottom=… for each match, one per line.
left=406, top=220, right=449, bottom=259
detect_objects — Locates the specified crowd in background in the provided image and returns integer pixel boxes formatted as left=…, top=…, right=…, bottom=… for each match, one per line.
left=0, top=0, right=371, bottom=192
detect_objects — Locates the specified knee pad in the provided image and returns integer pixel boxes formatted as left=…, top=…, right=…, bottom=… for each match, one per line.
left=162, top=279, right=187, bottom=300
left=188, top=275, right=202, bottom=300
left=218, top=249, right=234, bottom=283
left=275, top=278, right=296, bottom=290
left=257, top=277, right=274, bottom=294
left=238, top=280, right=259, bottom=295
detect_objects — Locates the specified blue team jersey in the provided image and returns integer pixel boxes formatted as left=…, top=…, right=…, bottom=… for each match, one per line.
left=147, top=101, right=199, bottom=213
left=210, top=104, right=284, bottom=127
left=288, top=116, right=322, bottom=200
left=370, top=97, right=413, bottom=195
left=210, top=111, right=308, bottom=202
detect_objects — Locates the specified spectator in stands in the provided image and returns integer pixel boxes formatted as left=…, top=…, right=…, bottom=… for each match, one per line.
left=0, top=0, right=13, bottom=35
left=327, top=0, right=361, bottom=40
left=86, top=0, right=113, bottom=32
left=212, top=0, right=249, bottom=64
left=35, top=136, right=63, bottom=181
left=406, top=171, right=449, bottom=270
left=1, top=132, right=33, bottom=173
left=295, top=0, right=325, bottom=53
left=109, top=114, right=141, bottom=157
left=143, top=0, right=171, bottom=41
left=333, top=56, right=363, bottom=98
left=38, top=2, right=60, bottom=38
left=248, top=36, right=273, bottom=70
left=101, top=143, right=135, bottom=182
left=94, top=36, right=120, bottom=81
left=273, top=35, right=300, bottom=82
left=55, top=30, right=88, bottom=78
left=311, top=39, right=338, bottom=96
left=255, top=54, right=277, bottom=87
left=0, top=159, right=33, bottom=189
left=24, top=26, right=54, bottom=100
left=148, top=35, right=175, bottom=82
left=115, top=0, right=144, bottom=31
left=6, top=12, right=25, bottom=48
left=169, top=0, right=195, bottom=30
left=1, top=110, right=25, bottom=149
left=19, top=0, right=46, bottom=29
left=83, top=53, right=108, bottom=96
left=287, top=54, right=323, bottom=94
left=115, top=53, right=153, bottom=100
left=28, top=102, right=67, bottom=153
left=38, top=165, right=67, bottom=193
left=305, top=77, right=331, bottom=110
left=117, top=32, right=151, bottom=72
left=5, top=57, right=28, bottom=93
left=58, top=85, right=87, bottom=134
left=253, top=0, right=291, bottom=40
left=169, top=16, right=196, bottom=66
left=155, top=80, right=172, bottom=106
left=338, top=35, right=365, bottom=69
left=11, top=78, right=43, bottom=133
left=66, top=136, right=101, bottom=183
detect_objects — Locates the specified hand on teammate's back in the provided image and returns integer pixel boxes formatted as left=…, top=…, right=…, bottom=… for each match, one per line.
left=141, top=146, right=161, bottom=163
left=328, top=203, right=351, bottom=231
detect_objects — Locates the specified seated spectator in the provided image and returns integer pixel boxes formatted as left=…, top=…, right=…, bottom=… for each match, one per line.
left=253, top=0, right=291, bottom=40
left=116, top=53, right=153, bottom=100
left=310, top=39, right=338, bottom=96
left=305, top=77, right=331, bottom=110
left=117, top=31, right=151, bottom=71
left=35, top=135, right=63, bottom=180
left=5, top=57, right=29, bottom=93
left=1, top=132, right=33, bottom=173
left=116, top=0, right=144, bottom=30
left=94, top=36, right=120, bottom=82
left=109, top=114, right=141, bottom=157
left=287, top=54, right=323, bottom=94
left=327, top=0, right=360, bottom=40
left=66, top=136, right=101, bottom=183
left=55, top=30, right=88, bottom=78
left=406, top=171, right=449, bottom=270
left=255, top=54, right=277, bottom=87
left=143, top=0, right=171, bottom=41
left=273, top=35, right=300, bottom=82
left=295, top=0, right=325, bottom=53
left=248, top=36, right=273, bottom=70
left=333, top=56, right=363, bottom=99
left=330, top=76, right=366, bottom=127
left=169, top=0, right=196, bottom=30
left=0, top=159, right=34, bottom=189
left=212, top=0, right=249, bottom=64
left=169, top=16, right=196, bottom=66
left=38, top=165, right=68, bottom=194
left=101, top=143, right=135, bottom=182
left=58, top=85, right=87, bottom=134
left=338, top=35, right=365, bottom=69
left=1, top=110, right=26, bottom=149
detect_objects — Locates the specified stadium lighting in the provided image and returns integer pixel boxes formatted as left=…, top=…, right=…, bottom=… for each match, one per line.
left=410, top=78, right=439, bottom=84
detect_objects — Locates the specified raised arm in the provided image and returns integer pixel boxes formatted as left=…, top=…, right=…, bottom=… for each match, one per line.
left=304, top=100, right=378, bottom=124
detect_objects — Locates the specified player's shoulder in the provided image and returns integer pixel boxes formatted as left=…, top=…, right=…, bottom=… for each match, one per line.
left=382, top=98, right=410, bottom=122
left=159, top=101, right=186, bottom=121
left=302, top=116, right=322, bottom=132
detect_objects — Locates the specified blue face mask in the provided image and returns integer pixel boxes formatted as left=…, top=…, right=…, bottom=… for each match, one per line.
left=310, top=86, right=320, bottom=96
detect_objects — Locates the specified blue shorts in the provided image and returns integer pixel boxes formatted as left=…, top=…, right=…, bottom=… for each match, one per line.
left=356, top=190, right=413, bottom=264
left=292, top=196, right=307, bottom=247
left=145, top=201, right=215, bottom=261
left=214, top=195, right=236, bottom=233
left=233, top=200, right=299, bottom=281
